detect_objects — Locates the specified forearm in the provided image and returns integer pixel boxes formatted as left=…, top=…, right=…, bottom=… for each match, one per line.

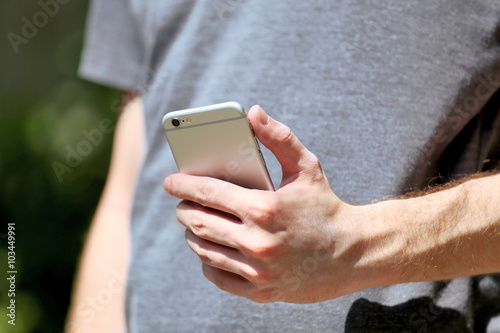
left=367, top=172, right=500, bottom=286
left=65, top=203, right=131, bottom=333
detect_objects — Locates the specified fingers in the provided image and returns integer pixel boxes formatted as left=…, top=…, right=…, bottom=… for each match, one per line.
left=185, top=229, right=261, bottom=281
left=201, top=264, right=258, bottom=299
left=165, top=173, right=275, bottom=220
left=165, top=174, right=255, bottom=216
left=247, top=105, right=320, bottom=182
left=177, top=200, right=242, bottom=249
left=201, top=264, right=275, bottom=303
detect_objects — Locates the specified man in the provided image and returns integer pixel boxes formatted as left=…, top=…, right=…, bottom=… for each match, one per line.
left=67, top=0, right=500, bottom=332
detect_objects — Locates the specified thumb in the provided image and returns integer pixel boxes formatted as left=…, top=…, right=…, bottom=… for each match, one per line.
left=248, top=105, right=319, bottom=183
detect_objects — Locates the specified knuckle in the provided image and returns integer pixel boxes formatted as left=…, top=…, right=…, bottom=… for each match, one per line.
left=301, top=151, right=320, bottom=170
left=243, top=199, right=277, bottom=225
left=275, top=124, right=295, bottom=145
left=246, top=267, right=275, bottom=286
left=196, top=247, right=211, bottom=264
left=274, top=122, right=294, bottom=143
left=301, top=153, right=327, bottom=181
left=308, top=154, right=323, bottom=171
left=194, top=180, right=219, bottom=205
left=251, top=241, right=278, bottom=259
left=242, top=238, right=281, bottom=263
left=190, top=217, right=207, bottom=238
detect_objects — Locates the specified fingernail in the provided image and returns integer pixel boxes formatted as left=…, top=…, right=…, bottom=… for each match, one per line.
left=258, top=106, right=269, bottom=125
left=164, top=177, right=171, bottom=192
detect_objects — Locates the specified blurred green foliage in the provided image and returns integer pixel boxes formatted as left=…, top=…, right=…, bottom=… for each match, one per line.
left=1, top=1, right=120, bottom=332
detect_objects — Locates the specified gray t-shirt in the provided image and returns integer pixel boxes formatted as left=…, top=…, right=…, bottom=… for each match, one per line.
left=80, top=0, right=500, bottom=331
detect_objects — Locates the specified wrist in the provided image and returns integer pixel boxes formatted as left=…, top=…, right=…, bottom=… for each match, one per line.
left=347, top=201, right=411, bottom=289
left=325, top=201, right=409, bottom=296
left=340, top=190, right=461, bottom=290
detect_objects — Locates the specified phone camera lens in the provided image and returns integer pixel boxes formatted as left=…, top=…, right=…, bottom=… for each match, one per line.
left=172, top=118, right=180, bottom=127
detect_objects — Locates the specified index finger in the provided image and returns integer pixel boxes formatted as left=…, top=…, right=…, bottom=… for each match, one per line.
left=164, top=173, right=260, bottom=218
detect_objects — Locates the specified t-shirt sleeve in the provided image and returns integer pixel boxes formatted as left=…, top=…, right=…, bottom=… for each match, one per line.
left=78, top=0, right=144, bottom=91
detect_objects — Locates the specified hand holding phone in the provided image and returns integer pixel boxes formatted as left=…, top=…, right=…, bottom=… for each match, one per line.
left=164, top=105, right=357, bottom=304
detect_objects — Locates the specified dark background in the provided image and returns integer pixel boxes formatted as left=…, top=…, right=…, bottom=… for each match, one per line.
left=1, top=1, right=119, bottom=332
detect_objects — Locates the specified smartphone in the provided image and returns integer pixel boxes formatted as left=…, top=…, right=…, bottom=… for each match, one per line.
left=162, top=102, right=274, bottom=191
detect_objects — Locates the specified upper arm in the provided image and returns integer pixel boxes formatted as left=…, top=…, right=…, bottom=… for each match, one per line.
left=101, top=93, right=146, bottom=211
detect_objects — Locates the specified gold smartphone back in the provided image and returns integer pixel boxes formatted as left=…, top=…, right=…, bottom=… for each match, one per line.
left=162, top=102, right=274, bottom=191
